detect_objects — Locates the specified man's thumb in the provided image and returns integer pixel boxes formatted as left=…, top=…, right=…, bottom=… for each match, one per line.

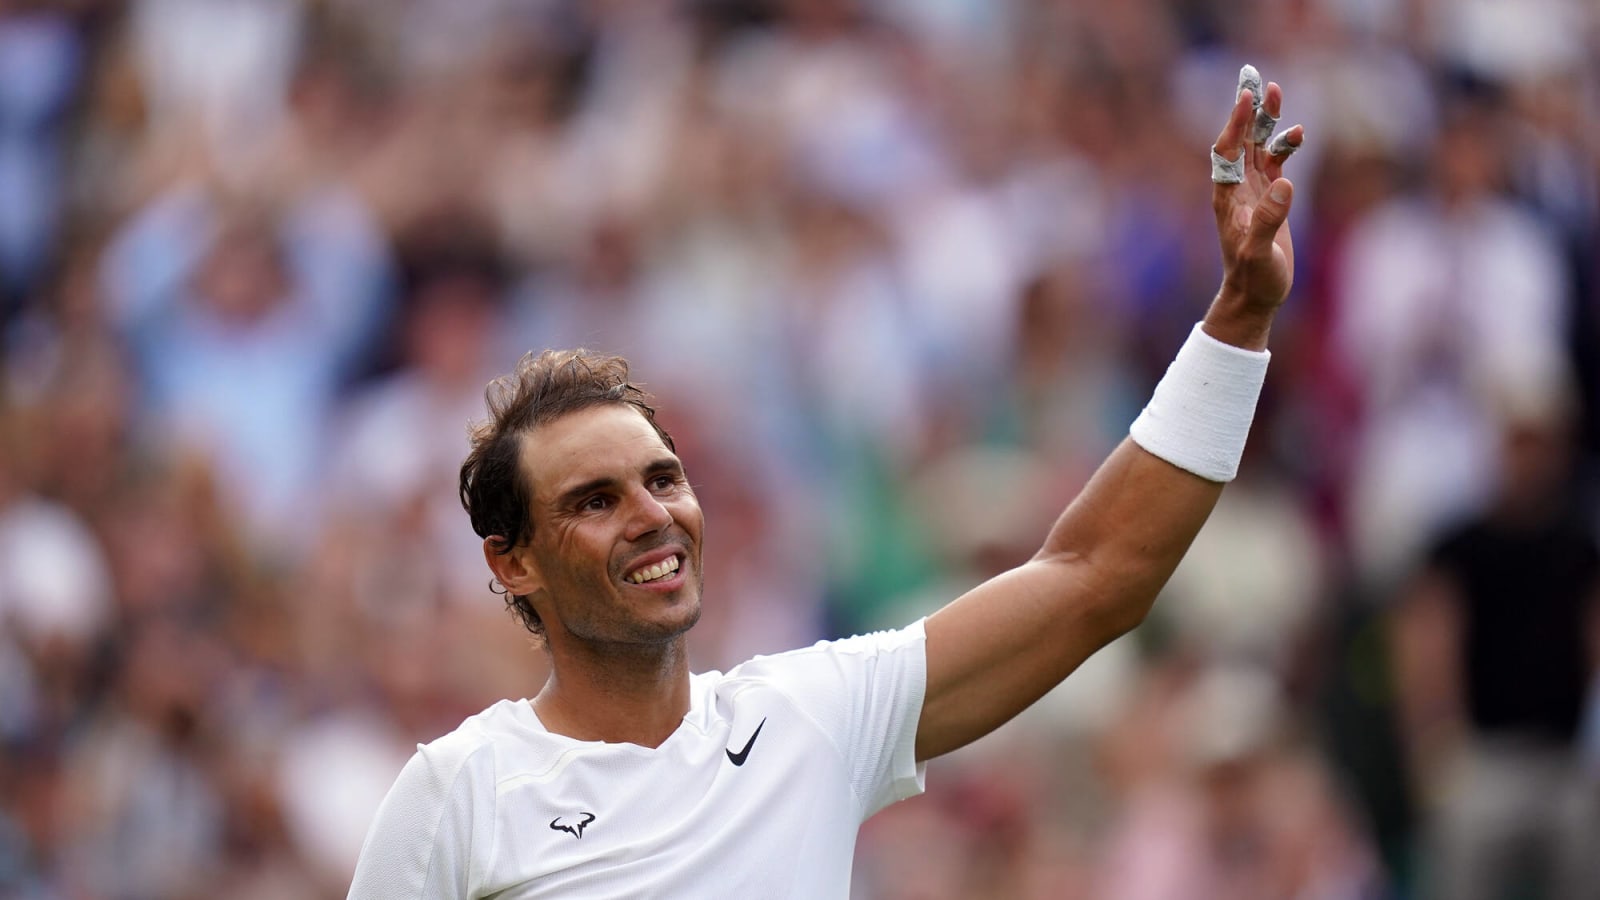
left=1247, top=178, right=1293, bottom=251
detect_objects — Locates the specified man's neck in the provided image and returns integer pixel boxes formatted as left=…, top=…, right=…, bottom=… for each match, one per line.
left=531, top=639, right=692, bottom=748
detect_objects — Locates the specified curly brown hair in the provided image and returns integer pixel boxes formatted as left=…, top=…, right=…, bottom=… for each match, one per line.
left=459, top=349, right=675, bottom=636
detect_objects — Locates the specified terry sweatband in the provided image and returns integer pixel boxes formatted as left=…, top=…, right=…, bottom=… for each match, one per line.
left=1129, top=323, right=1270, bottom=482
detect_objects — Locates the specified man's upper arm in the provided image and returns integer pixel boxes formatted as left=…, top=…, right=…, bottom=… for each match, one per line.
left=348, top=742, right=485, bottom=899
left=916, top=439, right=1225, bottom=761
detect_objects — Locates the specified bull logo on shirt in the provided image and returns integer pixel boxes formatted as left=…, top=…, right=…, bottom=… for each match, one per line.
left=550, top=812, right=596, bottom=839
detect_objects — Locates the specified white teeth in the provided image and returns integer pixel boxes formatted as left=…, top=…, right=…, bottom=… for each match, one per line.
left=627, top=556, right=680, bottom=584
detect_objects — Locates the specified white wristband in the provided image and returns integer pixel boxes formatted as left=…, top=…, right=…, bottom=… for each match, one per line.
left=1129, top=323, right=1270, bottom=482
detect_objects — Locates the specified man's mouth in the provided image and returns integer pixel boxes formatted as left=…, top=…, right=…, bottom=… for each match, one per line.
left=626, top=555, right=682, bottom=585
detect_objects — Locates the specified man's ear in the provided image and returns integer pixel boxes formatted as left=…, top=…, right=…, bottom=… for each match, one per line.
left=484, top=537, right=542, bottom=597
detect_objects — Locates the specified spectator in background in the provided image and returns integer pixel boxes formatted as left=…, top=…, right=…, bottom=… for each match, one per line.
left=0, top=7, right=82, bottom=311
left=56, top=613, right=228, bottom=899
left=1333, top=84, right=1573, bottom=589
left=1094, top=661, right=1382, bottom=900
left=98, top=181, right=392, bottom=556
left=325, top=245, right=510, bottom=608
left=1392, top=374, right=1600, bottom=900
left=127, top=0, right=303, bottom=174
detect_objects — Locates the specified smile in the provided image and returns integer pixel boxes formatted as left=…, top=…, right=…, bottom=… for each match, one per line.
left=626, top=555, right=681, bottom=585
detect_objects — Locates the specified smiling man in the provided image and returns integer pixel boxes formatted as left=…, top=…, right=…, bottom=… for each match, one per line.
left=348, top=67, right=1304, bottom=899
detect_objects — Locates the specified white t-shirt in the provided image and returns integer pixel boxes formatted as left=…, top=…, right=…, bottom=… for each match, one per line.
left=348, top=621, right=928, bottom=899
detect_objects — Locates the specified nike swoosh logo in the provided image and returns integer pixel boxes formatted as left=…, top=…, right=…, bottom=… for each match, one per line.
left=726, top=718, right=766, bottom=766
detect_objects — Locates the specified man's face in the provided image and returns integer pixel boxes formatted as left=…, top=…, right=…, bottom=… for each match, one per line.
left=519, top=405, right=704, bottom=648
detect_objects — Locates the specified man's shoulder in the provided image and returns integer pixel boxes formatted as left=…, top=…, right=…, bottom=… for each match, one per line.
left=714, top=619, right=928, bottom=686
left=409, top=699, right=548, bottom=778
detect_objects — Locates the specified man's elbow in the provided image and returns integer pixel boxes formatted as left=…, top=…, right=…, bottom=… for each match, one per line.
left=1036, top=552, right=1164, bottom=645
left=1087, top=586, right=1158, bottom=643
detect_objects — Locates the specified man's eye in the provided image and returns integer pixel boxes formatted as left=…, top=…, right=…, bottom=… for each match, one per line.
left=651, top=475, right=677, bottom=491
left=582, top=495, right=610, bottom=511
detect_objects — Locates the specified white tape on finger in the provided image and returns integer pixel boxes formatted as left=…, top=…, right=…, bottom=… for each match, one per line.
left=1236, top=65, right=1263, bottom=107
left=1129, top=323, right=1270, bottom=482
left=1211, top=147, right=1244, bottom=184
left=1237, top=64, right=1275, bottom=144
left=1251, top=108, right=1278, bottom=144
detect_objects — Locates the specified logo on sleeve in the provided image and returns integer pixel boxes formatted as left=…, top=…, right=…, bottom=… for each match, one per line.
left=725, top=718, right=766, bottom=767
left=550, top=812, right=596, bottom=839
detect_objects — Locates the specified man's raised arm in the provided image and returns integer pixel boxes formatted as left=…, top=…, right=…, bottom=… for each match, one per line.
left=916, top=68, right=1305, bottom=762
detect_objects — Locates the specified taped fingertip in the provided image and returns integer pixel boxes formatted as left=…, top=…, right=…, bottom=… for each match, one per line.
left=1237, top=64, right=1263, bottom=109
left=1266, top=130, right=1301, bottom=157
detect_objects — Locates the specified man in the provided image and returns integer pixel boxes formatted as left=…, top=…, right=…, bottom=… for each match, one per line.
left=1392, top=381, right=1600, bottom=900
left=348, top=68, right=1303, bottom=898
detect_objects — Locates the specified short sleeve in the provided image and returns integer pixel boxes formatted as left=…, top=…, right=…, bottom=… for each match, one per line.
left=347, top=739, right=493, bottom=899
left=736, top=619, right=928, bottom=819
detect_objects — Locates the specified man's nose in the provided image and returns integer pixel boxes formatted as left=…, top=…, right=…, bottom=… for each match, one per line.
left=624, top=486, right=673, bottom=540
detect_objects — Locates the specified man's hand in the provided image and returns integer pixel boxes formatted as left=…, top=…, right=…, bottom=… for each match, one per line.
left=1207, top=69, right=1303, bottom=350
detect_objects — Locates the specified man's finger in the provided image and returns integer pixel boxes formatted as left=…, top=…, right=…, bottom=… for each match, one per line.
left=1233, top=66, right=1278, bottom=145
left=1251, top=80, right=1280, bottom=144
left=1267, top=126, right=1302, bottom=158
left=1264, top=125, right=1304, bottom=181
left=1262, top=82, right=1283, bottom=120
left=1251, top=107, right=1278, bottom=145
left=1212, top=89, right=1253, bottom=163
left=1237, top=65, right=1263, bottom=113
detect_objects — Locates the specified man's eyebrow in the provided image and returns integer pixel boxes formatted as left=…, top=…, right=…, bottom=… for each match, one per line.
left=555, top=475, right=619, bottom=509
left=642, top=457, right=685, bottom=479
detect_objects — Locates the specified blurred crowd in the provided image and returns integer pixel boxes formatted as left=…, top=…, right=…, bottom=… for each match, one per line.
left=0, top=0, right=1597, bottom=897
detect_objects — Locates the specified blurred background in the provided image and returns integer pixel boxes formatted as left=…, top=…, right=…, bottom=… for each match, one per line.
left=0, top=0, right=1597, bottom=897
